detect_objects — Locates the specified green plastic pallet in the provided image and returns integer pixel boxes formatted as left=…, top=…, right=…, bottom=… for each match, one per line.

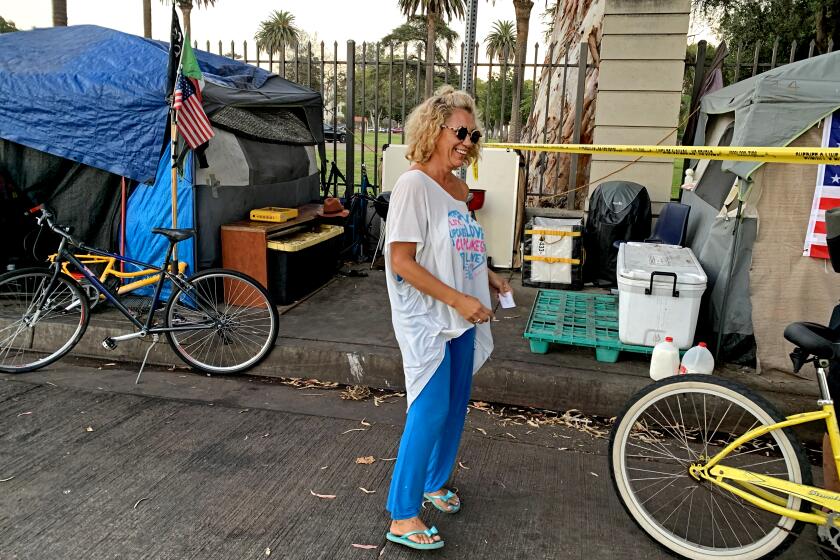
left=523, top=289, right=654, bottom=363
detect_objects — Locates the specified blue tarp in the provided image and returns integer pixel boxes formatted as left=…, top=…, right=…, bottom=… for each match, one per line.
left=0, top=25, right=270, bottom=184
left=125, top=141, right=194, bottom=297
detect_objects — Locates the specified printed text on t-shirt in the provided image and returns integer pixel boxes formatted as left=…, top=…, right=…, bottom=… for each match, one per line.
left=448, top=210, right=486, bottom=279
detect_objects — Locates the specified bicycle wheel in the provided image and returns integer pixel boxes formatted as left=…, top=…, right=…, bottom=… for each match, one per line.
left=165, top=269, right=278, bottom=374
left=0, top=268, right=90, bottom=373
left=609, top=375, right=811, bottom=560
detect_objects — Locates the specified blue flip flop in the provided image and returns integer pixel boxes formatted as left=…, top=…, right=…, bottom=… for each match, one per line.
left=386, top=526, right=445, bottom=550
left=424, top=489, right=461, bottom=513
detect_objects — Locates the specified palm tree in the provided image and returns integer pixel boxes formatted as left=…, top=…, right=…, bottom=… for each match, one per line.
left=161, top=0, right=215, bottom=40
left=52, top=0, right=67, bottom=26
left=254, top=10, right=301, bottom=58
left=485, top=19, right=515, bottom=65
left=398, top=0, right=466, bottom=98
left=508, top=0, right=534, bottom=141
left=143, top=0, right=152, bottom=38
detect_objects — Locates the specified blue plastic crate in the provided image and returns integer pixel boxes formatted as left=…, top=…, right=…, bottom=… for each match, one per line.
left=523, top=289, right=654, bottom=363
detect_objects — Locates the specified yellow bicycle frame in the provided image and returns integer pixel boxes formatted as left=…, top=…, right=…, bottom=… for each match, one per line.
left=49, top=253, right=187, bottom=296
left=692, top=399, right=840, bottom=526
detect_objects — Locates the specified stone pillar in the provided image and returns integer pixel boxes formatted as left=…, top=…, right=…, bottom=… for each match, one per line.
left=587, top=0, right=690, bottom=212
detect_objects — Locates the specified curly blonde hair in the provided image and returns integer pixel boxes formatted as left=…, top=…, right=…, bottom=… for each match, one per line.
left=404, top=85, right=482, bottom=165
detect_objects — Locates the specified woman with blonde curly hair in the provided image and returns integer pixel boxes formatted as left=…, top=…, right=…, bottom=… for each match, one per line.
left=384, top=85, right=513, bottom=550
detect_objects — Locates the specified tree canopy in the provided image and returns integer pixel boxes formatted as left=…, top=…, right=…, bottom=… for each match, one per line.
left=694, top=0, right=839, bottom=53
left=0, top=16, right=18, bottom=33
left=380, top=15, right=459, bottom=53
left=485, top=20, right=516, bottom=63
left=255, top=10, right=301, bottom=55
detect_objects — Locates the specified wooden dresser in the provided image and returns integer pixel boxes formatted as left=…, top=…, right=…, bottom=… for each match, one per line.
left=220, top=203, right=321, bottom=288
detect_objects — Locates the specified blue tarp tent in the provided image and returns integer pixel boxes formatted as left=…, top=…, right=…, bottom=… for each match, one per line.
left=0, top=25, right=325, bottom=273
left=0, top=25, right=270, bottom=184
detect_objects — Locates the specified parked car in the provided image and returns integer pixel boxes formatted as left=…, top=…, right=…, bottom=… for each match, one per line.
left=323, top=123, right=346, bottom=143
left=390, top=127, right=404, bottom=134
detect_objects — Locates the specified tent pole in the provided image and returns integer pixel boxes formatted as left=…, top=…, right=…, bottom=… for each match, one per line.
left=170, top=109, right=179, bottom=264
left=714, top=191, right=744, bottom=362
left=120, top=177, right=126, bottom=274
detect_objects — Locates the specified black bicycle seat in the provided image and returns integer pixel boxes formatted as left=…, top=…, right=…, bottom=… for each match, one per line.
left=783, top=322, right=840, bottom=360
left=151, top=228, right=195, bottom=243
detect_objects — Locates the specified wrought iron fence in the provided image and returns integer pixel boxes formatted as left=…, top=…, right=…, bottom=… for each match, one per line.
left=197, top=38, right=588, bottom=199
left=682, top=37, right=836, bottom=146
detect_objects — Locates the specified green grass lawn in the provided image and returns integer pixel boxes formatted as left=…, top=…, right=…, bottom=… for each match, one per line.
left=325, top=131, right=396, bottom=192
left=671, top=158, right=684, bottom=200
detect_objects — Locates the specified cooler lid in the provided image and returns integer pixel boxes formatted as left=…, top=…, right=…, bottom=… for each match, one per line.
left=617, top=242, right=707, bottom=285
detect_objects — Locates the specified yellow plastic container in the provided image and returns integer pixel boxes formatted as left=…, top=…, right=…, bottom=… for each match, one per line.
left=266, top=224, right=344, bottom=252
left=249, top=207, right=299, bottom=223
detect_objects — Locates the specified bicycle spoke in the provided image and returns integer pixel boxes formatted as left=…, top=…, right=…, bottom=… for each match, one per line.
left=613, top=380, right=805, bottom=559
left=166, top=273, right=276, bottom=373
left=0, top=271, right=87, bottom=372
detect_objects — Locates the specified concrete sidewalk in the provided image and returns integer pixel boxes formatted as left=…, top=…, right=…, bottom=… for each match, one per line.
left=0, top=363, right=822, bottom=559
left=18, top=270, right=820, bottom=419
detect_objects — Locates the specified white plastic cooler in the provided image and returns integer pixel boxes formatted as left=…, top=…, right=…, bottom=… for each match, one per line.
left=617, top=243, right=707, bottom=349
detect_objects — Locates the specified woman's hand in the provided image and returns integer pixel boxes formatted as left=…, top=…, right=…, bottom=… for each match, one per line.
left=453, top=293, right=493, bottom=325
left=488, top=270, right=513, bottom=300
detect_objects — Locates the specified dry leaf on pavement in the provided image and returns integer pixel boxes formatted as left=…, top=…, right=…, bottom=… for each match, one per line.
left=133, top=497, right=150, bottom=509
left=310, top=490, right=337, bottom=499
left=85, top=426, right=94, bottom=432
left=341, top=385, right=371, bottom=400
left=342, top=428, right=367, bottom=435
left=355, top=456, right=375, bottom=465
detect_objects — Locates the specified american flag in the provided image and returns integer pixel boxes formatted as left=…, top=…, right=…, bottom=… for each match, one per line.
left=173, top=74, right=214, bottom=149
left=805, top=110, right=840, bottom=259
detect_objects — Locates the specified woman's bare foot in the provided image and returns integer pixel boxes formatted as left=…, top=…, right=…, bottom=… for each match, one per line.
left=425, top=488, right=460, bottom=511
left=389, top=517, right=442, bottom=545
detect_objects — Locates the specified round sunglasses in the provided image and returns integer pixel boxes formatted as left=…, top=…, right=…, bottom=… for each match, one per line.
left=440, top=125, right=482, bottom=144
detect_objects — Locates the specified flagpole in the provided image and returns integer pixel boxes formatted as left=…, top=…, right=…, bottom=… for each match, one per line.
left=169, top=19, right=186, bottom=266
left=170, top=106, right=179, bottom=264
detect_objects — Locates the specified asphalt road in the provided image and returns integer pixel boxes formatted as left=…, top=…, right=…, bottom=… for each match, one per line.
left=0, top=358, right=825, bottom=559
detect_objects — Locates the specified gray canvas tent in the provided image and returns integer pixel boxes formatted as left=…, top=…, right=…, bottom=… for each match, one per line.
left=686, top=51, right=840, bottom=373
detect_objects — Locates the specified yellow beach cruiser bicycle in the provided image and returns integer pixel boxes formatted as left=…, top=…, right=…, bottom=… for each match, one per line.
left=48, top=252, right=186, bottom=308
left=610, top=321, right=840, bottom=559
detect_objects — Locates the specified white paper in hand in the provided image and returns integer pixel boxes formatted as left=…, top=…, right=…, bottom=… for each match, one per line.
left=498, top=291, right=516, bottom=309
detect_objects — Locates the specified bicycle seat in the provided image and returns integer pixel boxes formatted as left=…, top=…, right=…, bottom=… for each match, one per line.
left=783, top=321, right=840, bottom=360
left=151, top=228, right=195, bottom=243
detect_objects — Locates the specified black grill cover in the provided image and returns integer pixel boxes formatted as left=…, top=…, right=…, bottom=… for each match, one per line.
left=583, top=181, right=652, bottom=287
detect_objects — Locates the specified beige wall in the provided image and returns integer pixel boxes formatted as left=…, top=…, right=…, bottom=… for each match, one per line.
left=588, top=0, right=690, bottom=211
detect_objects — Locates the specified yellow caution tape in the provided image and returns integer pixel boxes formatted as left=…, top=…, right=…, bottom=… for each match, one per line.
left=485, top=143, right=840, bottom=165
left=524, top=255, right=581, bottom=265
left=524, top=229, right=582, bottom=237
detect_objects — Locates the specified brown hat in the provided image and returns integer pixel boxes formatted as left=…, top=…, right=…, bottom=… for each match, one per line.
left=318, top=197, right=349, bottom=218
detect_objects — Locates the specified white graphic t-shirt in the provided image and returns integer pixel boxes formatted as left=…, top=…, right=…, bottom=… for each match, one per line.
left=384, top=169, right=494, bottom=409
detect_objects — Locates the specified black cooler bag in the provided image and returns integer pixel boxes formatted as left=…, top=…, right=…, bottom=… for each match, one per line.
left=583, top=181, right=651, bottom=287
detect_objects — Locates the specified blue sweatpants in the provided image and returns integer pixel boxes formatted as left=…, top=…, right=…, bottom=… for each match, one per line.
left=387, top=328, right=476, bottom=520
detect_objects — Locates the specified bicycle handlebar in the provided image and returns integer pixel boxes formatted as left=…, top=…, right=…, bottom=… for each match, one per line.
left=25, top=204, right=82, bottom=246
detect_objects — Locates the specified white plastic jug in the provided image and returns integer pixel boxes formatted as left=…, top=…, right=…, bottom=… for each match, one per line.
left=650, top=337, right=680, bottom=381
left=679, top=342, right=715, bottom=374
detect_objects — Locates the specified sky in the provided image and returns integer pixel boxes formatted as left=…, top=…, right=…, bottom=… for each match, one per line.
left=0, top=0, right=557, bottom=61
